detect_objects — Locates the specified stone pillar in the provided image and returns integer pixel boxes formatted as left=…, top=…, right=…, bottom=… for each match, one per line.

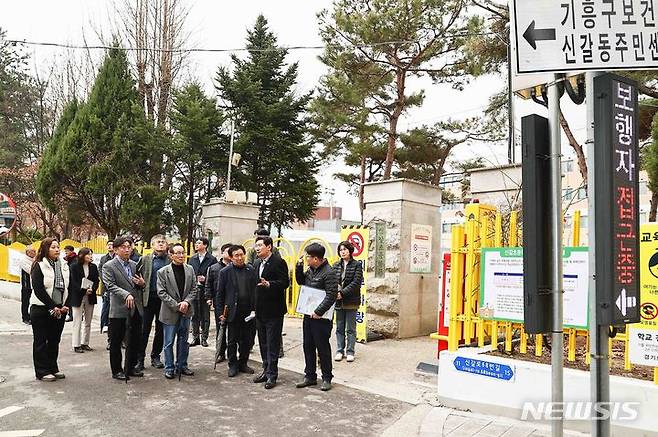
left=201, top=197, right=259, bottom=254
left=363, top=179, right=442, bottom=339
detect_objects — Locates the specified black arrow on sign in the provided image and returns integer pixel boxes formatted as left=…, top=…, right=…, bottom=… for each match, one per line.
left=523, top=20, right=556, bottom=50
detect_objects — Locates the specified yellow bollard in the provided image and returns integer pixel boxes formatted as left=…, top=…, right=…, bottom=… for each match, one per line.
left=509, top=211, right=518, bottom=247
left=491, top=321, right=498, bottom=351
left=448, top=225, right=465, bottom=352
left=520, top=326, right=527, bottom=354
left=585, top=331, right=591, bottom=366
left=572, top=210, right=581, bottom=247
left=568, top=329, right=576, bottom=362
left=654, top=368, right=658, bottom=385
left=505, top=322, right=513, bottom=352
left=535, top=334, right=543, bottom=357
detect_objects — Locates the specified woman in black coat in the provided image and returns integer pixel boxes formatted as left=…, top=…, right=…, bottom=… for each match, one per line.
left=332, top=241, right=363, bottom=363
left=69, top=247, right=99, bottom=353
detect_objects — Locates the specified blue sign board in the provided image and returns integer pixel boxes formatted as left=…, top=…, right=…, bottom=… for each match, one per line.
left=453, top=356, right=514, bottom=381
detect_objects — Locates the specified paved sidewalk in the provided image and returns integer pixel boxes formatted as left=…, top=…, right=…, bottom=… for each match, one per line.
left=0, top=280, right=589, bottom=436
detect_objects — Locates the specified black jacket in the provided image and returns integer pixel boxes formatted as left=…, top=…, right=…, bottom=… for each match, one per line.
left=69, top=262, right=100, bottom=307
left=215, top=263, right=258, bottom=323
left=254, top=253, right=289, bottom=319
left=204, top=260, right=228, bottom=301
left=295, top=259, right=338, bottom=316
left=332, top=258, right=363, bottom=308
left=188, top=252, right=218, bottom=291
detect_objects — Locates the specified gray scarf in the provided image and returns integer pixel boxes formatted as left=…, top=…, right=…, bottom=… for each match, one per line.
left=48, top=258, right=65, bottom=305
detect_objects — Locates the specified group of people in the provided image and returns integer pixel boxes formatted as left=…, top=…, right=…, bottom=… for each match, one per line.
left=20, top=229, right=364, bottom=392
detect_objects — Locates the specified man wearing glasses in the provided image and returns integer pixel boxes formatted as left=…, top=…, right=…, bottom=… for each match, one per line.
left=157, top=243, right=197, bottom=379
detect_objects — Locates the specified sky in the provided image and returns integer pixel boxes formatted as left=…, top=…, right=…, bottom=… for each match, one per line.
left=1, top=1, right=588, bottom=222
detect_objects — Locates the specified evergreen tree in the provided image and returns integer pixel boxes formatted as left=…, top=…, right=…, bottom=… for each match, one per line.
left=215, top=15, right=319, bottom=230
left=169, top=82, right=228, bottom=247
left=36, top=46, right=166, bottom=238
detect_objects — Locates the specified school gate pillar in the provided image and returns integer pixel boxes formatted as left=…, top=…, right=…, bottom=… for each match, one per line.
left=362, top=179, right=442, bottom=339
left=201, top=197, right=259, bottom=254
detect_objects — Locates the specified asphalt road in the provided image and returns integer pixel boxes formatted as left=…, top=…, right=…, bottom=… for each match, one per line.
left=0, top=298, right=409, bottom=436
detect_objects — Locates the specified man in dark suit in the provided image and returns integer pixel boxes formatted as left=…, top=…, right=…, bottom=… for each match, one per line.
left=188, top=237, right=217, bottom=347
left=102, top=236, right=146, bottom=381
left=204, top=242, right=232, bottom=363
left=135, top=234, right=170, bottom=371
left=215, top=245, right=258, bottom=377
left=252, top=236, right=289, bottom=389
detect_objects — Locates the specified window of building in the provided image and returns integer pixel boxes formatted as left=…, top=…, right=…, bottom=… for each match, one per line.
left=577, top=188, right=587, bottom=200
left=562, top=188, right=573, bottom=200
left=561, top=161, right=573, bottom=174
left=640, top=181, right=649, bottom=195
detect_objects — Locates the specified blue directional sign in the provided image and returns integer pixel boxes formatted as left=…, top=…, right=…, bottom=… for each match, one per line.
left=453, top=356, right=514, bottom=381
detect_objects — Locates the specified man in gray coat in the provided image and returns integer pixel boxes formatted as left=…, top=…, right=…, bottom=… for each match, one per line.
left=157, top=243, right=197, bottom=379
left=102, top=236, right=145, bottom=381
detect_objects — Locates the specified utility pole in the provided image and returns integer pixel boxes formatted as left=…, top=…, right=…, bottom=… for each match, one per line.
left=586, top=71, right=609, bottom=437
left=226, top=119, right=235, bottom=193
left=549, top=74, right=564, bottom=437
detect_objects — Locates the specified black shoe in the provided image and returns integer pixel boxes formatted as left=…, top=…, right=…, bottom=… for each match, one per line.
left=296, top=379, right=318, bottom=388
left=321, top=381, right=332, bottom=391
left=128, top=369, right=144, bottom=377
left=22, top=319, right=31, bottom=325
left=180, top=367, right=194, bottom=376
left=134, top=361, right=145, bottom=372
left=164, top=371, right=175, bottom=379
left=253, top=372, right=267, bottom=383
left=112, top=372, right=128, bottom=381
left=201, top=339, right=209, bottom=347
left=189, top=338, right=200, bottom=347
left=81, top=345, right=94, bottom=351
left=65, top=315, right=73, bottom=322
left=73, top=346, right=84, bottom=353
left=106, top=343, right=110, bottom=351
left=279, top=349, right=284, bottom=358
left=228, top=367, right=239, bottom=377
left=239, top=364, right=255, bottom=374
left=215, top=354, right=226, bottom=364
left=265, top=379, right=277, bottom=389
left=151, top=357, right=164, bottom=369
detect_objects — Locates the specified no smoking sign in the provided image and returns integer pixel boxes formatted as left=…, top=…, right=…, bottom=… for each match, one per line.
left=347, top=231, right=365, bottom=257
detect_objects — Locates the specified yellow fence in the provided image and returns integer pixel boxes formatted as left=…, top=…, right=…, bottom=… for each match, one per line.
left=446, top=203, right=658, bottom=384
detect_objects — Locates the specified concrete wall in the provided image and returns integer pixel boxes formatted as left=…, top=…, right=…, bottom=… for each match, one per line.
left=201, top=198, right=259, bottom=254
left=363, top=179, right=441, bottom=339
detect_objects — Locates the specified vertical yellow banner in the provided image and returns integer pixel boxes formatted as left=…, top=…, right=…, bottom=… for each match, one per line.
left=340, top=225, right=369, bottom=343
left=630, top=224, right=658, bottom=366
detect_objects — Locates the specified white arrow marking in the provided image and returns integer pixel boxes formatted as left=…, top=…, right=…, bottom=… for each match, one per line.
left=0, top=431, right=45, bottom=437
left=0, top=407, right=23, bottom=419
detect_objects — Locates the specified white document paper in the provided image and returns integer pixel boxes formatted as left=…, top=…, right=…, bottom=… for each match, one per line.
left=296, top=285, right=335, bottom=320
left=81, top=278, right=94, bottom=290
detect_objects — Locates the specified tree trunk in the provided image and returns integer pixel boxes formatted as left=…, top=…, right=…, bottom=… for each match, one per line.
left=359, top=155, right=366, bottom=224
left=187, top=172, right=195, bottom=252
left=383, top=69, right=406, bottom=179
left=558, top=108, right=587, bottom=184
left=651, top=191, right=658, bottom=222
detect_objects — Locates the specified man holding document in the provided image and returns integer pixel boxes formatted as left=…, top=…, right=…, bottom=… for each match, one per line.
left=295, top=243, right=338, bottom=391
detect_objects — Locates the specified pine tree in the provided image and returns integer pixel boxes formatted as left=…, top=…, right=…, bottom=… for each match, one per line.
left=169, top=82, right=228, bottom=247
left=215, top=15, right=319, bottom=230
left=36, top=46, right=166, bottom=238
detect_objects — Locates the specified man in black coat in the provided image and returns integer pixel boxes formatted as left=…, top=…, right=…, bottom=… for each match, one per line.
left=19, top=246, right=36, bottom=324
left=252, top=236, right=289, bottom=389
left=295, top=243, right=338, bottom=392
left=204, top=242, right=232, bottom=363
left=188, top=237, right=217, bottom=347
left=215, top=245, right=258, bottom=377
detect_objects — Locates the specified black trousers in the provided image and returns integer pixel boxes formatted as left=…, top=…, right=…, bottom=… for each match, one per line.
left=302, top=316, right=333, bottom=382
left=21, top=287, right=31, bottom=322
left=227, top=309, right=255, bottom=369
left=109, top=311, right=142, bottom=375
left=213, top=306, right=227, bottom=356
left=257, top=316, right=284, bottom=380
left=31, top=306, right=65, bottom=379
left=192, top=290, right=210, bottom=341
left=139, top=298, right=163, bottom=362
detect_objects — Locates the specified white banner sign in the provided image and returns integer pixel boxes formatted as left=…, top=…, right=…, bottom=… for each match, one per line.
left=8, top=248, right=23, bottom=277
left=410, top=224, right=432, bottom=273
left=479, top=247, right=589, bottom=329
left=512, top=0, right=658, bottom=74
